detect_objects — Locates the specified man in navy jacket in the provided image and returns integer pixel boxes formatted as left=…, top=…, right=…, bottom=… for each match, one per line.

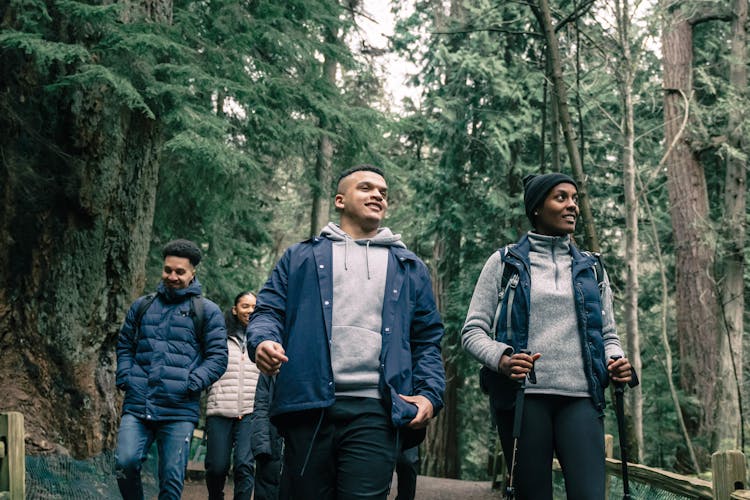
left=248, top=165, right=445, bottom=499
left=115, top=239, right=228, bottom=500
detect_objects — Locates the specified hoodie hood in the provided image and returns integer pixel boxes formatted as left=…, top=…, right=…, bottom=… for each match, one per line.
left=320, top=222, right=406, bottom=248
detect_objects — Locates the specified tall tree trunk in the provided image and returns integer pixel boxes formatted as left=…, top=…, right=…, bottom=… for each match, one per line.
left=715, top=0, right=747, bottom=451
left=310, top=30, right=338, bottom=237
left=423, top=234, right=461, bottom=479
left=421, top=0, right=462, bottom=479
left=547, top=52, right=561, bottom=172
left=535, top=0, right=599, bottom=251
left=661, top=2, right=721, bottom=448
left=639, top=173, right=701, bottom=473
left=0, top=0, right=169, bottom=458
left=615, top=0, right=644, bottom=462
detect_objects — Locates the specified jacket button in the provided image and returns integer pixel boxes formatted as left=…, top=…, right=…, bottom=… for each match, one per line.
left=385, top=328, right=390, bottom=333
left=324, top=301, right=330, bottom=306
left=319, top=264, right=324, bottom=269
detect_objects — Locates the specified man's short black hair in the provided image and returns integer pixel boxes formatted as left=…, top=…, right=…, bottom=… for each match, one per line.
left=162, top=239, right=202, bottom=266
left=335, top=164, right=386, bottom=191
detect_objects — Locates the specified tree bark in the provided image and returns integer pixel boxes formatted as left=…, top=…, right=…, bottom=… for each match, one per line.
left=639, top=173, right=701, bottom=473
left=0, top=1, right=168, bottom=458
left=547, top=52, right=561, bottom=172
left=714, top=0, right=746, bottom=451
left=660, top=2, right=721, bottom=446
left=614, top=0, right=644, bottom=463
left=421, top=0, right=462, bottom=479
left=423, top=235, right=461, bottom=479
left=310, top=29, right=338, bottom=238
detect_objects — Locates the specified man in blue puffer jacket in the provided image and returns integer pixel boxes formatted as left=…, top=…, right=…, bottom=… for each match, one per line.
left=115, top=239, right=228, bottom=500
left=248, top=165, right=445, bottom=500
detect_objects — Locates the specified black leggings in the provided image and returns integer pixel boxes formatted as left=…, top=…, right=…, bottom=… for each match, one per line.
left=496, top=395, right=605, bottom=500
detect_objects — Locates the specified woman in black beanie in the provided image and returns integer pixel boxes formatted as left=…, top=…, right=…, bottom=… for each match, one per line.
left=461, top=172, right=633, bottom=499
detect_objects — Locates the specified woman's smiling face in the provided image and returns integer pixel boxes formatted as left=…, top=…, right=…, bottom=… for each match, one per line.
left=533, top=183, right=579, bottom=236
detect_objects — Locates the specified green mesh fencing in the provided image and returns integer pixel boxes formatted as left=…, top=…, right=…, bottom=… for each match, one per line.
left=552, top=470, right=696, bottom=500
left=26, top=449, right=159, bottom=499
left=24, top=431, right=209, bottom=499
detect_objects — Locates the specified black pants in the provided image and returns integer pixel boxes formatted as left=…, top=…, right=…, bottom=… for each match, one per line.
left=496, top=395, right=605, bottom=500
left=204, top=415, right=255, bottom=500
left=278, top=397, right=398, bottom=500
left=395, top=446, right=419, bottom=500
left=254, top=431, right=283, bottom=500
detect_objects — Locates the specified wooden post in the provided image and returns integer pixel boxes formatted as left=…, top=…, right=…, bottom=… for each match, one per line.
left=0, top=412, right=24, bottom=500
left=712, top=450, right=746, bottom=500
left=604, top=434, right=613, bottom=500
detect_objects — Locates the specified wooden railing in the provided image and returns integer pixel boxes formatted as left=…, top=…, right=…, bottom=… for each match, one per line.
left=0, top=412, right=24, bottom=500
left=491, top=433, right=750, bottom=499
left=602, top=440, right=749, bottom=499
left=3, top=410, right=750, bottom=499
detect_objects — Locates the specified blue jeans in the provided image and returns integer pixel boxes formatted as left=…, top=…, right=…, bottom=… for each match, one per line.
left=114, top=413, right=195, bottom=500
left=204, top=415, right=255, bottom=500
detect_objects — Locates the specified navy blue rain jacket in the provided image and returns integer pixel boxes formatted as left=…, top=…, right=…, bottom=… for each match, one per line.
left=116, top=279, right=228, bottom=422
left=247, top=236, right=446, bottom=429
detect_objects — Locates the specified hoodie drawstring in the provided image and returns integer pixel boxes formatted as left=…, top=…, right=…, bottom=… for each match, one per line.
left=366, top=240, right=371, bottom=280
left=344, top=238, right=349, bottom=271
left=299, top=408, right=325, bottom=478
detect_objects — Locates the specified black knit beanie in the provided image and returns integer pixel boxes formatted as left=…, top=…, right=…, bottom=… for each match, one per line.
left=523, top=173, right=578, bottom=225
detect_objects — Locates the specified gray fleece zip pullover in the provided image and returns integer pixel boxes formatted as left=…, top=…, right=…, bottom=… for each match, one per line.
left=320, top=223, right=406, bottom=399
left=461, top=232, right=624, bottom=397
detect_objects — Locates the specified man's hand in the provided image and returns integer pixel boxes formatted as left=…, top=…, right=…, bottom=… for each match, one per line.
left=255, top=340, right=288, bottom=375
left=399, top=394, right=434, bottom=429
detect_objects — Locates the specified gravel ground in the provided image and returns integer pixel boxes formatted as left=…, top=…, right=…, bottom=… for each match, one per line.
left=181, top=474, right=501, bottom=499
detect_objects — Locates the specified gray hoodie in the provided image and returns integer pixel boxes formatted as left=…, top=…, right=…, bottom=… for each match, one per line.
left=320, top=223, right=406, bottom=399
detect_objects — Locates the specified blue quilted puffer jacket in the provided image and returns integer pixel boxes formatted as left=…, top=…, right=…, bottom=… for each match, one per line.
left=116, top=279, right=228, bottom=422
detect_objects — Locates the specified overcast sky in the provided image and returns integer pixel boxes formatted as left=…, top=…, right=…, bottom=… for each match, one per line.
left=358, top=1, right=421, bottom=110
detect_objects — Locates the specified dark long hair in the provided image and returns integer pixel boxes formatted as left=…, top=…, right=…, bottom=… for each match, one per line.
left=224, top=290, right=255, bottom=334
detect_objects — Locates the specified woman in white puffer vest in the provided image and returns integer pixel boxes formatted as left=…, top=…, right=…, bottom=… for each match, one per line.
left=204, top=291, right=261, bottom=500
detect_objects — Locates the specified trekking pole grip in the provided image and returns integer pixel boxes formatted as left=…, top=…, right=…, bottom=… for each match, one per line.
left=520, top=349, right=536, bottom=385
left=610, top=355, right=625, bottom=393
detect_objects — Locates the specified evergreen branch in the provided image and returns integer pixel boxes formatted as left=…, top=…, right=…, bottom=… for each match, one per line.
left=554, top=0, right=596, bottom=32
left=45, top=64, right=154, bottom=119
left=431, top=27, right=542, bottom=38
left=0, top=31, right=90, bottom=69
left=55, top=0, right=122, bottom=23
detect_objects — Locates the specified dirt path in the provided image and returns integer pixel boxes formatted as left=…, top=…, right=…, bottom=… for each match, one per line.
left=181, top=474, right=501, bottom=499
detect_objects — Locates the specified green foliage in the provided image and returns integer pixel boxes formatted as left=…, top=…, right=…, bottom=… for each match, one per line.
left=5, top=0, right=746, bottom=475
left=47, top=64, right=154, bottom=117
left=0, top=30, right=89, bottom=70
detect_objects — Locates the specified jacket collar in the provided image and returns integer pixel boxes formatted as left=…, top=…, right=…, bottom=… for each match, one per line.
left=312, top=234, right=419, bottom=263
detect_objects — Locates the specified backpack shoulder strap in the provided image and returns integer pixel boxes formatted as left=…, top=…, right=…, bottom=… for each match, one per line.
left=498, top=245, right=518, bottom=301
left=491, top=245, right=519, bottom=339
left=133, top=292, right=158, bottom=344
left=189, top=295, right=206, bottom=347
left=582, top=251, right=606, bottom=287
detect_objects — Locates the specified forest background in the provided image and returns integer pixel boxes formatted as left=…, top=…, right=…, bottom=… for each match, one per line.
left=1, top=0, right=748, bottom=482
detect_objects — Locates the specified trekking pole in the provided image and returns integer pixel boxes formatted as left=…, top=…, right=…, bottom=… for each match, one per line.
left=610, top=355, right=639, bottom=500
left=504, top=350, right=536, bottom=500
